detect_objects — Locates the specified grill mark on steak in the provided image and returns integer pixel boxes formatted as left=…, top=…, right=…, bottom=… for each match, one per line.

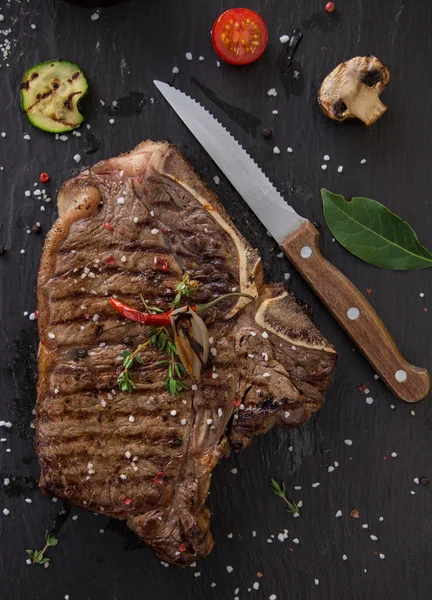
left=36, top=141, right=336, bottom=566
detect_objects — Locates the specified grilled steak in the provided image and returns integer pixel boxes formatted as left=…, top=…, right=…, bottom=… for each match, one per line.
left=36, top=141, right=336, bottom=565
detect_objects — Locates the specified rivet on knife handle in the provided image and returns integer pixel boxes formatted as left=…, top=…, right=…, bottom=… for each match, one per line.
left=281, top=221, right=431, bottom=403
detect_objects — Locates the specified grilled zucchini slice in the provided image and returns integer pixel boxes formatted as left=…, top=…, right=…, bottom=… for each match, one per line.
left=20, top=59, right=89, bottom=133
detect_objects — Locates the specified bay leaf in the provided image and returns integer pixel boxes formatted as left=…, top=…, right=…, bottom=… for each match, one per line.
left=321, top=189, right=432, bottom=270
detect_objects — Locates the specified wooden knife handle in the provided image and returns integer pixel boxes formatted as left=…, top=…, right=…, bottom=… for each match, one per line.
left=281, top=221, right=430, bottom=403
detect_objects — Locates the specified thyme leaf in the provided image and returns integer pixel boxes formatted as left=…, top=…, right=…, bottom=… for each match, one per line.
left=26, top=531, right=58, bottom=566
left=270, top=478, right=300, bottom=516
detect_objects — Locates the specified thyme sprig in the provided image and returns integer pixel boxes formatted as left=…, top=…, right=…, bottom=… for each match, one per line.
left=270, top=478, right=300, bottom=516
left=117, top=275, right=196, bottom=395
left=26, top=531, right=58, bottom=567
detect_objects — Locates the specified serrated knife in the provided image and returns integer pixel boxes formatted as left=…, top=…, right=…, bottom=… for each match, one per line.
left=154, top=80, right=430, bottom=403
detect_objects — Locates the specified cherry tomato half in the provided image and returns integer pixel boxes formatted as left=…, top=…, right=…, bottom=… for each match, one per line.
left=211, top=8, right=268, bottom=66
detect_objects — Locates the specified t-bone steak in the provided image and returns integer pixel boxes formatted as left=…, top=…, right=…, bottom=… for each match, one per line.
left=36, top=141, right=336, bottom=565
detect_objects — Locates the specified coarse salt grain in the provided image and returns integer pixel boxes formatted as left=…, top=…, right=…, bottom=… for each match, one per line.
left=3, top=508, right=10, bottom=515
left=273, top=146, right=280, bottom=154
left=172, top=66, right=179, bottom=74
left=185, top=52, right=193, bottom=60
left=109, top=119, right=115, bottom=125
left=293, top=538, right=299, bottom=544
left=270, top=595, right=277, bottom=600
left=366, top=397, right=374, bottom=404
left=267, top=88, right=277, bottom=97
left=314, top=580, right=319, bottom=586
left=213, top=175, right=220, bottom=185
left=73, top=154, right=81, bottom=163
left=24, top=190, right=31, bottom=197
left=370, top=535, right=378, bottom=541
left=120, top=474, right=127, bottom=480
left=151, top=228, right=159, bottom=235
left=170, top=410, right=177, bottom=416
left=321, top=164, right=328, bottom=170
left=23, top=134, right=31, bottom=140
left=279, top=34, right=289, bottom=43
left=48, top=332, right=56, bottom=339
left=344, top=439, right=353, bottom=446
left=231, top=468, right=238, bottom=474
left=3, top=478, right=9, bottom=485
left=312, top=482, right=320, bottom=488
left=91, top=12, right=99, bottom=20
left=253, top=582, right=260, bottom=590
left=262, top=331, right=269, bottom=339
left=337, top=165, right=344, bottom=173
left=379, top=553, right=385, bottom=559
left=360, top=159, right=367, bottom=164
left=129, top=416, right=135, bottom=422
left=342, top=554, right=348, bottom=560
left=335, top=510, right=342, bottom=517
left=391, top=452, right=398, bottom=458
left=180, top=418, right=187, bottom=425
left=226, top=565, right=233, bottom=573
left=328, top=465, right=335, bottom=472
left=25, top=498, right=32, bottom=504
left=323, top=155, right=330, bottom=161
left=20, top=249, right=25, bottom=254
left=362, top=524, right=368, bottom=529
left=191, top=384, right=198, bottom=391
left=287, top=147, right=293, bottom=153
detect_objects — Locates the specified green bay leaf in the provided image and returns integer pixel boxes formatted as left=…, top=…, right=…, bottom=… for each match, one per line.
left=321, top=189, right=432, bottom=270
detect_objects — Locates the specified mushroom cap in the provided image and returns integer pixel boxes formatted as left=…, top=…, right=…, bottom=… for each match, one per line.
left=318, top=55, right=390, bottom=123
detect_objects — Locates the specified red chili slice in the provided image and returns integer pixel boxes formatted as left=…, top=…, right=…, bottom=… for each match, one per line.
left=212, top=8, right=268, bottom=65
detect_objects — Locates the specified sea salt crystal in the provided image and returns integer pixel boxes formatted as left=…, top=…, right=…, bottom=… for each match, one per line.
left=231, top=468, right=238, bottom=475
left=217, top=408, right=223, bottom=417
left=366, top=397, right=374, bottom=404
left=170, top=410, right=177, bottom=416
left=335, top=510, right=342, bottom=517
left=267, top=88, right=277, bottom=97
left=391, top=452, right=398, bottom=458
left=370, top=534, right=378, bottom=541
left=59, top=135, right=68, bottom=142
left=119, top=474, right=127, bottom=480
left=181, top=419, right=187, bottom=426
left=293, top=538, right=300, bottom=544
left=226, top=565, right=233, bottom=573
left=129, top=416, right=135, bottom=422
left=117, top=197, right=125, bottom=205
left=213, top=175, right=220, bottom=185
left=344, top=439, right=353, bottom=446
left=262, top=331, right=269, bottom=338
left=380, top=553, right=385, bottom=559
left=3, top=478, right=9, bottom=486
left=3, top=508, right=10, bottom=515
left=121, top=256, right=127, bottom=263
left=191, top=384, right=198, bottom=391
left=109, top=119, right=115, bottom=125
left=48, top=332, right=56, bottom=339
left=25, top=498, right=32, bottom=504
left=328, top=465, right=335, bottom=472
left=100, top=399, right=107, bottom=408
left=323, top=155, right=330, bottom=161
left=253, top=582, right=260, bottom=590
left=287, top=147, right=293, bottom=153
left=342, top=554, right=348, bottom=560
left=360, top=159, right=367, bottom=164
left=314, top=580, right=319, bottom=586
left=73, top=154, right=81, bottom=163
left=172, top=66, right=179, bottom=74
left=91, top=12, right=99, bottom=20
left=185, top=52, right=193, bottom=60
left=262, top=372, right=270, bottom=377
left=279, top=34, right=290, bottom=43
left=272, top=109, right=279, bottom=115
left=337, top=166, right=344, bottom=173
left=23, top=134, right=31, bottom=140
left=321, top=164, right=328, bottom=170
left=24, top=190, right=31, bottom=197
left=151, top=228, right=160, bottom=235
left=312, top=482, right=320, bottom=488
left=210, top=348, right=217, bottom=356
left=206, top=419, right=213, bottom=425
left=20, top=249, right=25, bottom=254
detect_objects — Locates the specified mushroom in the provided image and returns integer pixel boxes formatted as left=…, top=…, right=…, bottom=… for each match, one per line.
left=318, top=56, right=390, bottom=126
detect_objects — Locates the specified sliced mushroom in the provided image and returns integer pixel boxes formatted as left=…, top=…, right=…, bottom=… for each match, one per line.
left=318, top=56, right=390, bottom=126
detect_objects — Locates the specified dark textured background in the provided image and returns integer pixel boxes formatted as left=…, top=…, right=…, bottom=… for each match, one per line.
left=0, top=1, right=431, bottom=599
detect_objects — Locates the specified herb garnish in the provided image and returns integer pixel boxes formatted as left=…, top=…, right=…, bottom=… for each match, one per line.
left=321, top=189, right=432, bottom=270
left=270, top=478, right=300, bottom=516
left=26, top=531, right=58, bottom=567
left=116, top=276, right=196, bottom=395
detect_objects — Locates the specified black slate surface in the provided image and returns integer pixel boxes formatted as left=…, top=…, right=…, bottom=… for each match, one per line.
left=0, top=1, right=431, bottom=599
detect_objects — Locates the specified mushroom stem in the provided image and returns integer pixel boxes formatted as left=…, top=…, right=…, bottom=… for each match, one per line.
left=340, top=68, right=387, bottom=126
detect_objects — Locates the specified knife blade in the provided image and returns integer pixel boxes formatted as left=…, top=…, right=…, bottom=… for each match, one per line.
left=154, top=80, right=430, bottom=403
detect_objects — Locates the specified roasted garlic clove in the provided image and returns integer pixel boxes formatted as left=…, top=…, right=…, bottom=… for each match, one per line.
left=170, top=306, right=209, bottom=380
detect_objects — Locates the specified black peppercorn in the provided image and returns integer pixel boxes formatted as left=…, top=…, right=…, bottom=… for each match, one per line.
left=261, top=128, right=272, bottom=139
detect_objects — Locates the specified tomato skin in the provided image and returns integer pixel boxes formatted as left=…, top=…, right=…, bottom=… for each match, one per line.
left=212, top=8, right=269, bottom=66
